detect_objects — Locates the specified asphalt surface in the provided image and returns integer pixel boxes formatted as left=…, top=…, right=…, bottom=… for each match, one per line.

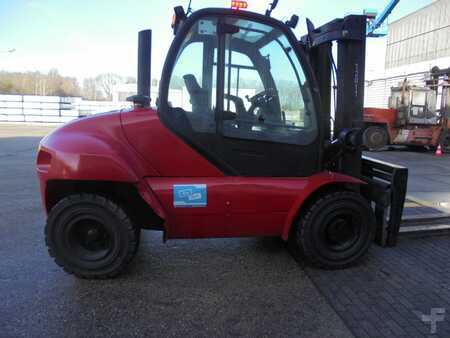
left=365, top=148, right=450, bottom=216
left=2, top=123, right=450, bottom=338
left=0, top=123, right=352, bottom=337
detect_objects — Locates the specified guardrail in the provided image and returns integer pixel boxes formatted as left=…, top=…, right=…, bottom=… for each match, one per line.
left=0, top=95, right=131, bottom=123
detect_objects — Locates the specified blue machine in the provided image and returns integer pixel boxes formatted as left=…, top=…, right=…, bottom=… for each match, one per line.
left=366, top=0, right=400, bottom=37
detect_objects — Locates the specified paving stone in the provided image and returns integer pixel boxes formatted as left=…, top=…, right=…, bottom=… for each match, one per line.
left=306, top=235, right=450, bottom=338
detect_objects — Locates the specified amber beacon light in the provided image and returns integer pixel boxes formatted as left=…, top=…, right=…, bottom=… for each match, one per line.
left=231, top=1, right=248, bottom=10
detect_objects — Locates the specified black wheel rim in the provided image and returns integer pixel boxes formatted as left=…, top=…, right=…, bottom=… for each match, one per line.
left=314, top=206, right=364, bottom=259
left=324, top=214, right=360, bottom=252
left=364, top=127, right=387, bottom=150
left=369, top=131, right=383, bottom=146
left=65, top=216, right=114, bottom=262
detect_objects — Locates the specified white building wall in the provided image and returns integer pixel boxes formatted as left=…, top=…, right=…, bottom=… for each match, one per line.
left=365, top=0, right=450, bottom=108
left=385, top=0, right=450, bottom=69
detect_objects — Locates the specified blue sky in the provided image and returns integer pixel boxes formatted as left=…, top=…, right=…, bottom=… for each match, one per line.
left=0, top=0, right=432, bottom=82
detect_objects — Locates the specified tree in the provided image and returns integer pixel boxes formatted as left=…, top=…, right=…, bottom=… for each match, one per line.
left=0, top=70, right=81, bottom=96
left=58, top=76, right=80, bottom=97
left=125, top=76, right=136, bottom=84
left=95, top=73, right=122, bottom=100
left=82, top=77, right=104, bottom=100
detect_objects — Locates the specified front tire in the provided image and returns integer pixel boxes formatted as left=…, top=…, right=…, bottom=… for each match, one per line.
left=294, top=191, right=375, bottom=269
left=45, top=194, right=139, bottom=279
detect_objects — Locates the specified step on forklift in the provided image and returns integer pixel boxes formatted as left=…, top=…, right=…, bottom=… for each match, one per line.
left=37, top=1, right=408, bottom=279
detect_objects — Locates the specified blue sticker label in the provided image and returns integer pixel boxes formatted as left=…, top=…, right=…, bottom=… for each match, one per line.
left=173, top=184, right=207, bottom=207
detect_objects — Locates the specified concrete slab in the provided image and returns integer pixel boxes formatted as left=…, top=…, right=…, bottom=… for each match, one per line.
left=402, top=198, right=448, bottom=220
left=365, top=149, right=450, bottom=219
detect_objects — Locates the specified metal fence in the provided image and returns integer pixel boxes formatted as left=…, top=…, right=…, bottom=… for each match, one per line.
left=0, top=95, right=131, bottom=123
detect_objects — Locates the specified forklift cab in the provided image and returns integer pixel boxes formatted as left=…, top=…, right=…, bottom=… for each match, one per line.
left=155, top=7, right=407, bottom=248
left=389, top=85, right=438, bottom=125
left=158, top=9, right=320, bottom=177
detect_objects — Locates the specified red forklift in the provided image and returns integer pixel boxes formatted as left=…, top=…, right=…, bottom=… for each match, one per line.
left=37, top=1, right=407, bottom=279
left=363, top=67, right=450, bottom=150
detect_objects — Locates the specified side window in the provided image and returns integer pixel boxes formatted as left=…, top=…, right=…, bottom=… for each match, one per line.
left=221, top=19, right=317, bottom=145
left=168, top=18, right=218, bottom=133
left=169, top=42, right=203, bottom=111
left=260, top=36, right=311, bottom=129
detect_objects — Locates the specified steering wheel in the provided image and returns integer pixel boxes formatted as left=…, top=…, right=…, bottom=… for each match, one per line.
left=224, top=94, right=247, bottom=117
left=246, top=90, right=276, bottom=121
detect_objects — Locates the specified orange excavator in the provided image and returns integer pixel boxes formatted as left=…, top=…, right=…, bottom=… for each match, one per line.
left=363, top=67, right=450, bottom=150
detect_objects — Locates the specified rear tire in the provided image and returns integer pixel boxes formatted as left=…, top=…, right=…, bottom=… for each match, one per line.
left=363, top=126, right=388, bottom=151
left=293, top=191, right=375, bottom=269
left=45, top=194, right=139, bottom=279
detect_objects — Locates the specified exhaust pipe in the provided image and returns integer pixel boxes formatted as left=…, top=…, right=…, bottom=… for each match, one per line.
left=127, top=29, right=152, bottom=107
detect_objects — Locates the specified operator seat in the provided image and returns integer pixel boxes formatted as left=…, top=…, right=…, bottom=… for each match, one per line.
left=183, top=74, right=214, bottom=132
left=183, top=74, right=209, bottom=113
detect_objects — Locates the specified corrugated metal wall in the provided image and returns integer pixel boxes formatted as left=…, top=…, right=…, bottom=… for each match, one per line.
left=385, top=0, right=450, bottom=69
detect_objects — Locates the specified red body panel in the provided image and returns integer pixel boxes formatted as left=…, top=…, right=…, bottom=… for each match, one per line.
left=121, top=108, right=224, bottom=177
left=363, top=107, right=398, bottom=142
left=147, top=173, right=364, bottom=240
left=396, top=126, right=442, bottom=146
left=37, top=111, right=157, bottom=181
left=37, top=107, right=365, bottom=241
left=363, top=107, right=397, bottom=125
left=37, top=111, right=157, bottom=211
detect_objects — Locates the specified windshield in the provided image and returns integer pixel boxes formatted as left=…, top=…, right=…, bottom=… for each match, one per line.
left=221, top=17, right=317, bottom=144
left=166, top=14, right=317, bottom=146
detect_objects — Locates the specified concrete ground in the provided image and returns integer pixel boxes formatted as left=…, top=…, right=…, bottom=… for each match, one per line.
left=1, top=123, right=450, bottom=338
left=0, top=123, right=351, bottom=337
